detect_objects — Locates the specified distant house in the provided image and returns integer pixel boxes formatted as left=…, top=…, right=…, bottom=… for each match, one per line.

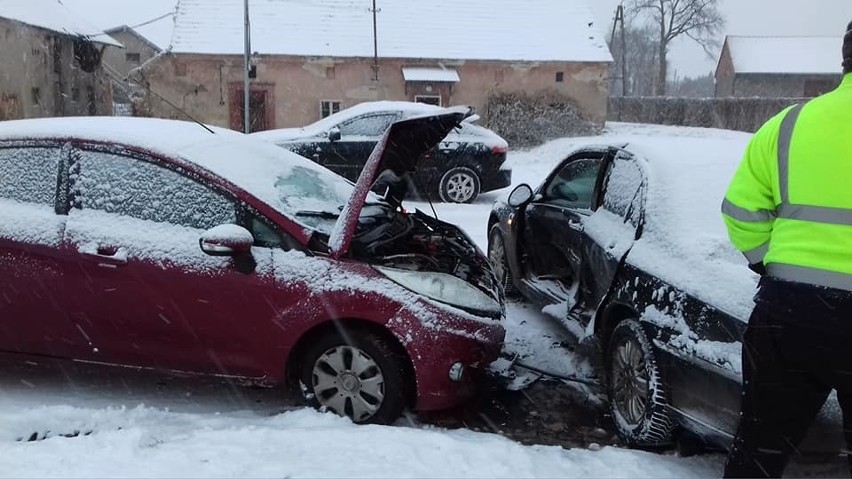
left=715, top=35, right=844, bottom=98
left=103, top=16, right=173, bottom=113
left=0, top=0, right=121, bottom=120
left=138, top=0, right=612, bottom=133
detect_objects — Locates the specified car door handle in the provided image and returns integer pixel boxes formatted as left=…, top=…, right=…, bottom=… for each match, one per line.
left=82, top=247, right=128, bottom=267
left=567, top=220, right=582, bottom=230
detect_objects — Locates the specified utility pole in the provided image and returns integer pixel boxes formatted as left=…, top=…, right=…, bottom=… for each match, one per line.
left=371, top=0, right=379, bottom=81
left=609, top=4, right=627, bottom=96
left=243, top=0, right=251, bottom=133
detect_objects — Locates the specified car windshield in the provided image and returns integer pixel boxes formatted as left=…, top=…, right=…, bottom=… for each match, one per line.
left=178, top=135, right=380, bottom=233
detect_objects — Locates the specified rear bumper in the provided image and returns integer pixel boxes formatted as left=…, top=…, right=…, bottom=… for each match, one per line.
left=482, top=167, right=512, bottom=193
left=386, top=302, right=505, bottom=412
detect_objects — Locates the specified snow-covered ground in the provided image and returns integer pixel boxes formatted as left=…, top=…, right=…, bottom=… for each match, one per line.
left=0, top=123, right=847, bottom=478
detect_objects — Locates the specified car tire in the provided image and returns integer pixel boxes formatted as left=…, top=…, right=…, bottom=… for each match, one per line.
left=299, top=328, right=409, bottom=425
left=488, top=226, right=516, bottom=296
left=439, top=167, right=481, bottom=203
left=607, top=319, right=676, bottom=447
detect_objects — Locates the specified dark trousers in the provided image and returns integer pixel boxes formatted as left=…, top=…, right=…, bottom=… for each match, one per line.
left=724, top=277, right=852, bottom=478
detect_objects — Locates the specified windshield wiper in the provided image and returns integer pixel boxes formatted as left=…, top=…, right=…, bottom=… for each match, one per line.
left=295, top=210, right=339, bottom=219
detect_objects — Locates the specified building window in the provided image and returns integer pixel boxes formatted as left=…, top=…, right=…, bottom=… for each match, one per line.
left=556, top=72, right=564, bottom=83
left=52, top=38, right=63, bottom=74
left=175, top=63, right=187, bottom=77
left=414, top=95, right=441, bottom=106
left=320, top=100, right=341, bottom=118
left=126, top=53, right=141, bottom=64
left=326, top=67, right=336, bottom=79
left=31, top=88, right=41, bottom=105
left=71, top=87, right=80, bottom=102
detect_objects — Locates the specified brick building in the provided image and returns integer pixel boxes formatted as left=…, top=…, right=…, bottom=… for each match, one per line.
left=0, top=0, right=120, bottom=120
left=136, top=0, right=612, bottom=132
left=715, top=35, right=844, bottom=98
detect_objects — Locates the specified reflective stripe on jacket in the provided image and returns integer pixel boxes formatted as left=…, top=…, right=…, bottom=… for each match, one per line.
left=722, top=73, right=852, bottom=291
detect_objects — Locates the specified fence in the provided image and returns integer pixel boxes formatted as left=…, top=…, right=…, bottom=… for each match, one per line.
left=607, top=96, right=806, bottom=133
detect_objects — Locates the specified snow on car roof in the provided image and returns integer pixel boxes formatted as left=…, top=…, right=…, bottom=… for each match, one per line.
left=608, top=126, right=758, bottom=320
left=0, top=117, right=354, bottom=230
left=170, top=0, right=612, bottom=63
left=251, top=101, right=508, bottom=148
left=0, top=0, right=122, bottom=46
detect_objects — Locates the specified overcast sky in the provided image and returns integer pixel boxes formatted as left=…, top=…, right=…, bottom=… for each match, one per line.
left=61, top=0, right=852, bottom=78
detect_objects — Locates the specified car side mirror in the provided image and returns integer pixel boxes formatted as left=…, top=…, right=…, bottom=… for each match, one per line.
left=199, top=224, right=254, bottom=257
left=508, top=184, right=534, bottom=207
left=328, top=127, right=341, bottom=142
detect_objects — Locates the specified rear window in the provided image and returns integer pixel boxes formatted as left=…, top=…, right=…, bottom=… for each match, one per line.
left=0, top=147, right=59, bottom=206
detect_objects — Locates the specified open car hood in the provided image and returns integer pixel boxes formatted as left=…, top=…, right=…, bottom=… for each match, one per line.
left=328, top=106, right=472, bottom=258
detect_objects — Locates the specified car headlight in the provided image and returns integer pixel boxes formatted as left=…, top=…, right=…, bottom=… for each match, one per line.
left=374, top=266, right=502, bottom=315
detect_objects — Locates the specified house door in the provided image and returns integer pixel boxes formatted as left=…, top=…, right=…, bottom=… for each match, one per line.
left=230, top=84, right=275, bottom=133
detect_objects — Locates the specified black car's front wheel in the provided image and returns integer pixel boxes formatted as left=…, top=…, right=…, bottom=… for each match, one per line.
left=299, top=328, right=409, bottom=425
left=607, top=319, right=675, bottom=447
left=439, top=167, right=481, bottom=203
left=488, top=226, right=515, bottom=295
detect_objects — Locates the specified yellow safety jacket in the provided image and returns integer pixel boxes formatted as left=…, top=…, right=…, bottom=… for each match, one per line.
left=722, top=73, right=852, bottom=291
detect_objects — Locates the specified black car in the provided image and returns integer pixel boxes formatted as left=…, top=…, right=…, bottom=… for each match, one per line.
left=252, top=101, right=511, bottom=203
left=487, top=134, right=842, bottom=449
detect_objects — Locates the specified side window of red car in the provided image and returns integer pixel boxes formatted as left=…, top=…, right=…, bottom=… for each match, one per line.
left=71, top=150, right=236, bottom=230
left=0, top=147, right=60, bottom=206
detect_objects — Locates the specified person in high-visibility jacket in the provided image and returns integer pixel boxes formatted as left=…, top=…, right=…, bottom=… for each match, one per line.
left=721, top=22, right=852, bottom=479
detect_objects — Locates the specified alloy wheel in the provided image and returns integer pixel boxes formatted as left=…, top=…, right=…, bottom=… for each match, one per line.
left=611, top=337, right=650, bottom=426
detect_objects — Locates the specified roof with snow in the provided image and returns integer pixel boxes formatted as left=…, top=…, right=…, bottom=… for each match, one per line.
left=170, top=0, right=612, bottom=63
left=104, top=12, right=176, bottom=52
left=724, top=36, right=845, bottom=75
left=0, top=0, right=121, bottom=46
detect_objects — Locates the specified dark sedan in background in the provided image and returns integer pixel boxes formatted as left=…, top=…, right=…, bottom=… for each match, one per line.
left=487, top=132, right=842, bottom=450
left=252, top=101, right=512, bottom=203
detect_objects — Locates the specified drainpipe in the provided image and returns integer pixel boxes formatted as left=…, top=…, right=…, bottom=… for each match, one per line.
left=243, top=0, right=251, bottom=133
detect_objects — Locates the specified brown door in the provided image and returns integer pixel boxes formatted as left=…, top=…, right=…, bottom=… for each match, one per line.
left=229, top=84, right=275, bottom=133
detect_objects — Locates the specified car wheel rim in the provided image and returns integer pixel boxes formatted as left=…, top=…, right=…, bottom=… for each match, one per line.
left=612, top=337, right=650, bottom=426
left=445, top=172, right=476, bottom=202
left=312, top=345, right=385, bottom=422
left=488, top=235, right=508, bottom=286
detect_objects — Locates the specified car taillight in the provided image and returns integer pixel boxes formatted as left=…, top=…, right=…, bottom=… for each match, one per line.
left=491, top=145, right=508, bottom=154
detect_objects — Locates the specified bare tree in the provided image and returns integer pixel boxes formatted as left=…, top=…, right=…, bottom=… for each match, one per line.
left=627, top=0, right=724, bottom=95
left=609, top=24, right=659, bottom=97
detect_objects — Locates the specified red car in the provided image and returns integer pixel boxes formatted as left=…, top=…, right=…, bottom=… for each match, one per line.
left=0, top=108, right=505, bottom=424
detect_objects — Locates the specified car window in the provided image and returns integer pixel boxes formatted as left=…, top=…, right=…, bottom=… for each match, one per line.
left=338, top=114, right=398, bottom=137
left=0, top=147, right=60, bottom=206
left=71, top=150, right=236, bottom=230
left=602, top=155, right=644, bottom=226
left=544, top=158, right=602, bottom=209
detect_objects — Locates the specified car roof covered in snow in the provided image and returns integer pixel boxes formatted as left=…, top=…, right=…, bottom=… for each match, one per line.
left=170, top=0, right=612, bottom=63
left=598, top=126, right=757, bottom=320
left=0, top=116, right=356, bottom=235
left=0, top=0, right=122, bottom=47
left=252, top=101, right=508, bottom=147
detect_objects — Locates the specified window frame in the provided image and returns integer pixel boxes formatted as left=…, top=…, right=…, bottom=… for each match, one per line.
left=319, top=100, right=341, bottom=119
left=414, top=95, right=441, bottom=106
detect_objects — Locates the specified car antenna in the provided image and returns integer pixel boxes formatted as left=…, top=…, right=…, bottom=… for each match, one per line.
left=101, top=59, right=216, bottom=135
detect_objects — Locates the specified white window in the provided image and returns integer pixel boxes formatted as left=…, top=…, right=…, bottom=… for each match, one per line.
left=414, top=95, right=441, bottom=106
left=320, top=100, right=341, bottom=119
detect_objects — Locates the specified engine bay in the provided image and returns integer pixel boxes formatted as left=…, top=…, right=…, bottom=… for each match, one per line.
left=349, top=205, right=500, bottom=302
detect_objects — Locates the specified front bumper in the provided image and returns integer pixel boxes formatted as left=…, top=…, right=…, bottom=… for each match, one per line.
left=386, top=301, right=505, bottom=412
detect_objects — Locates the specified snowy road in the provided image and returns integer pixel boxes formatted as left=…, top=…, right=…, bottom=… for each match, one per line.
left=0, top=124, right=848, bottom=477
